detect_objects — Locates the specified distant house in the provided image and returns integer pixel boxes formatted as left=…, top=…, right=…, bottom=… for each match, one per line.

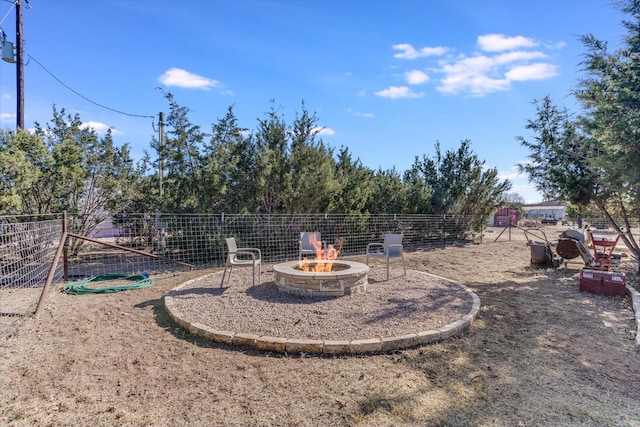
left=522, top=205, right=565, bottom=224
left=87, top=217, right=122, bottom=239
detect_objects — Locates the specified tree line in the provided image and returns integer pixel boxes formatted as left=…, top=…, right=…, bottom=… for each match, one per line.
left=0, top=93, right=510, bottom=234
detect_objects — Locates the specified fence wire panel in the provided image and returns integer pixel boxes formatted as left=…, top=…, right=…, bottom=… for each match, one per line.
left=90, top=213, right=485, bottom=268
left=66, top=213, right=199, bottom=279
left=0, top=215, right=63, bottom=340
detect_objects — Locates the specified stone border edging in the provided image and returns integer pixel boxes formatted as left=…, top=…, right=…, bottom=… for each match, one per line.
left=627, top=284, right=640, bottom=348
left=164, top=271, right=481, bottom=355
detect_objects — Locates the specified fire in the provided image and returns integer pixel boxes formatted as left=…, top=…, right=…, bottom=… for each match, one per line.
left=299, top=234, right=341, bottom=272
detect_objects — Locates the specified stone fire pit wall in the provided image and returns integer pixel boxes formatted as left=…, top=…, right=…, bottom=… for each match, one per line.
left=273, top=261, right=369, bottom=297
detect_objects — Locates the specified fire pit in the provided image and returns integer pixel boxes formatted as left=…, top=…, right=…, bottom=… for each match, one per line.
left=273, top=260, right=369, bottom=297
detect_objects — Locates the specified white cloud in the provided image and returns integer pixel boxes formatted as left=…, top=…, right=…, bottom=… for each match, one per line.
left=435, top=51, right=556, bottom=95
left=374, top=86, right=424, bottom=99
left=314, top=127, right=335, bottom=136
left=439, top=74, right=510, bottom=96
left=437, top=55, right=510, bottom=95
left=478, top=34, right=537, bottom=52
left=405, top=70, right=430, bottom=85
left=0, top=112, right=15, bottom=121
left=547, top=41, right=567, bottom=50
left=347, top=108, right=375, bottom=118
left=498, top=166, right=542, bottom=203
left=393, top=43, right=448, bottom=59
left=158, top=67, right=220, bottom=90
left=498, top=167, right=523, bottom=181
left=511, top=182, right=543, bottom=204
left=81, top=121, right=124, bottom=135
left=505, top=63, right=559, bottom=81
left=494, top=50, right=548, bottom=64
left=384, top=33, right=560, bottom=97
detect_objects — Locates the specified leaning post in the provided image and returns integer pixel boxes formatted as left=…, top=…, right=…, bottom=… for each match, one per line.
left=34, top=231, right=68, bottom=318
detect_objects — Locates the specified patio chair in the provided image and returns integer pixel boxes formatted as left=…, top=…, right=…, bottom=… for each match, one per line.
left=220, top=237, right=262, bottom=287
left=299, top=232, right=325, bottom=260
left=365, top=233, right=406, bottom=280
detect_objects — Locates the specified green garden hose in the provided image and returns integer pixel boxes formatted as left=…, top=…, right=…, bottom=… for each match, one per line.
left=61, top=272, right=152, bottom=295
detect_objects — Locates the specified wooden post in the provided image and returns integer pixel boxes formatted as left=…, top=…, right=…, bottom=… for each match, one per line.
left=15, top=0, right=24, bottom=129
left=34, top=231, right=67, bottom=318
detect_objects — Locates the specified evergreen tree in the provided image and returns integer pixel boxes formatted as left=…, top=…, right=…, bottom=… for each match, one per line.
left=409, top=141, right=510, bottom=215
left=334, top=147, right=375, bottom=214
left=367, top=167, right=409, bottom=213
left=0, top=129, right=47, bottom=214
left=201, top=105, right=257, bottom=213
left=288, top=103, right=340, bottom=213
left=254, top=101, right=292, bottom=214
left=516, top=96, right=597, bottom=207
left=404, top=158, right=432, bottom=214
left=157, top=91, right=207, bottom=212
left=0, top=107, right=141, bottom=253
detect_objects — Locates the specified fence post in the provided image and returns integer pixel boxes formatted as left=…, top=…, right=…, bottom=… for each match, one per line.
left=442, top=214, right=446, bottom=248
left=34, top=231, right=68, bottom=318
left=62, top=211, right=68, bottom=281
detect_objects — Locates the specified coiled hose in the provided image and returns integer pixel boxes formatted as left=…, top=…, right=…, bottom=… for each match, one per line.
left=61, top=272, right=152, bottom=295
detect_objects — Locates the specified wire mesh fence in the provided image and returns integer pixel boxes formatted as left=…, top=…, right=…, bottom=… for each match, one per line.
left=87, top=213, right=486, bottom=269
left=1, top=215, right=64, bottom=339
left=2, top=210, right=638, bottom=340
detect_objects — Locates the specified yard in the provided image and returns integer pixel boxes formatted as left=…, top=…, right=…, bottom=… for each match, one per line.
left=1, top=236, right=639, bottom=426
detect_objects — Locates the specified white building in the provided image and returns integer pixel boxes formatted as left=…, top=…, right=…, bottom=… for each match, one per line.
left=522, top=205, right=566, bottom=224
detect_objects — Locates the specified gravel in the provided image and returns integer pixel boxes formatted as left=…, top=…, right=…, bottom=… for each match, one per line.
left=167, top=265, right=474, bottom=341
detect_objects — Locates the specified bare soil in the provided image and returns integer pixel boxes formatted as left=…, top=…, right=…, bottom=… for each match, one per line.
left=1, top=237, right=639, bottom=426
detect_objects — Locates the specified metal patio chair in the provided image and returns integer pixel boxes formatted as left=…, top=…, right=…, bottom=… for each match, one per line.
left=299, top=232, right=325, bottom=260
left=220, top=237, right=262, bottom=287
left=365, top=233, right=406, bottom=280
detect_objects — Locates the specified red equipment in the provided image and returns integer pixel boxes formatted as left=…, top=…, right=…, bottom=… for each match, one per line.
left=588, top=232, right=622, bottom=271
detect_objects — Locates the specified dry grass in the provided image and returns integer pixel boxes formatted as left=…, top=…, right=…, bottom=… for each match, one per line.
left=1, top=237, right=639, bottom=426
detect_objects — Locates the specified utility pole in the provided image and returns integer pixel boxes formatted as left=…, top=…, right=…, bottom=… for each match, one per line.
left=158, top=112, right=164, bottom=197
left=157, top=112, right=165, bottom=250
left=16, top=0, right=24, bottom=129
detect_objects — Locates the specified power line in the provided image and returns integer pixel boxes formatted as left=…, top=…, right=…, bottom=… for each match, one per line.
left=27, top=53, right=155, bottom=119
left=0, top=1, right=17, bottom=27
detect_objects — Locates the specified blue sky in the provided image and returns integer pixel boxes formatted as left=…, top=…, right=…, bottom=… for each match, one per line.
left=0, top=0, right=627, bottom=204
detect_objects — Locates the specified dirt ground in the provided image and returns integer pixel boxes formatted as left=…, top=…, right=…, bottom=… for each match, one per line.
left=1, top=232, right=639, bottom=426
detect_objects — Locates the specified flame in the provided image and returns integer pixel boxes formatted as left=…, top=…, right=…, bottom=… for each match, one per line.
left=299, top=234, right=342, bottom=272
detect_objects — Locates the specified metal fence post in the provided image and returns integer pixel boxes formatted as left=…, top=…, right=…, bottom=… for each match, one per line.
left=442, top=214, right=446, bottom=248
left=62, top=211, right=68, bottom=281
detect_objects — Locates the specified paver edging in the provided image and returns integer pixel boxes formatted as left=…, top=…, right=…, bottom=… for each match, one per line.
left=626, top=284, right=640, bottom=348
left=164, top=270, right=482, bottom=355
